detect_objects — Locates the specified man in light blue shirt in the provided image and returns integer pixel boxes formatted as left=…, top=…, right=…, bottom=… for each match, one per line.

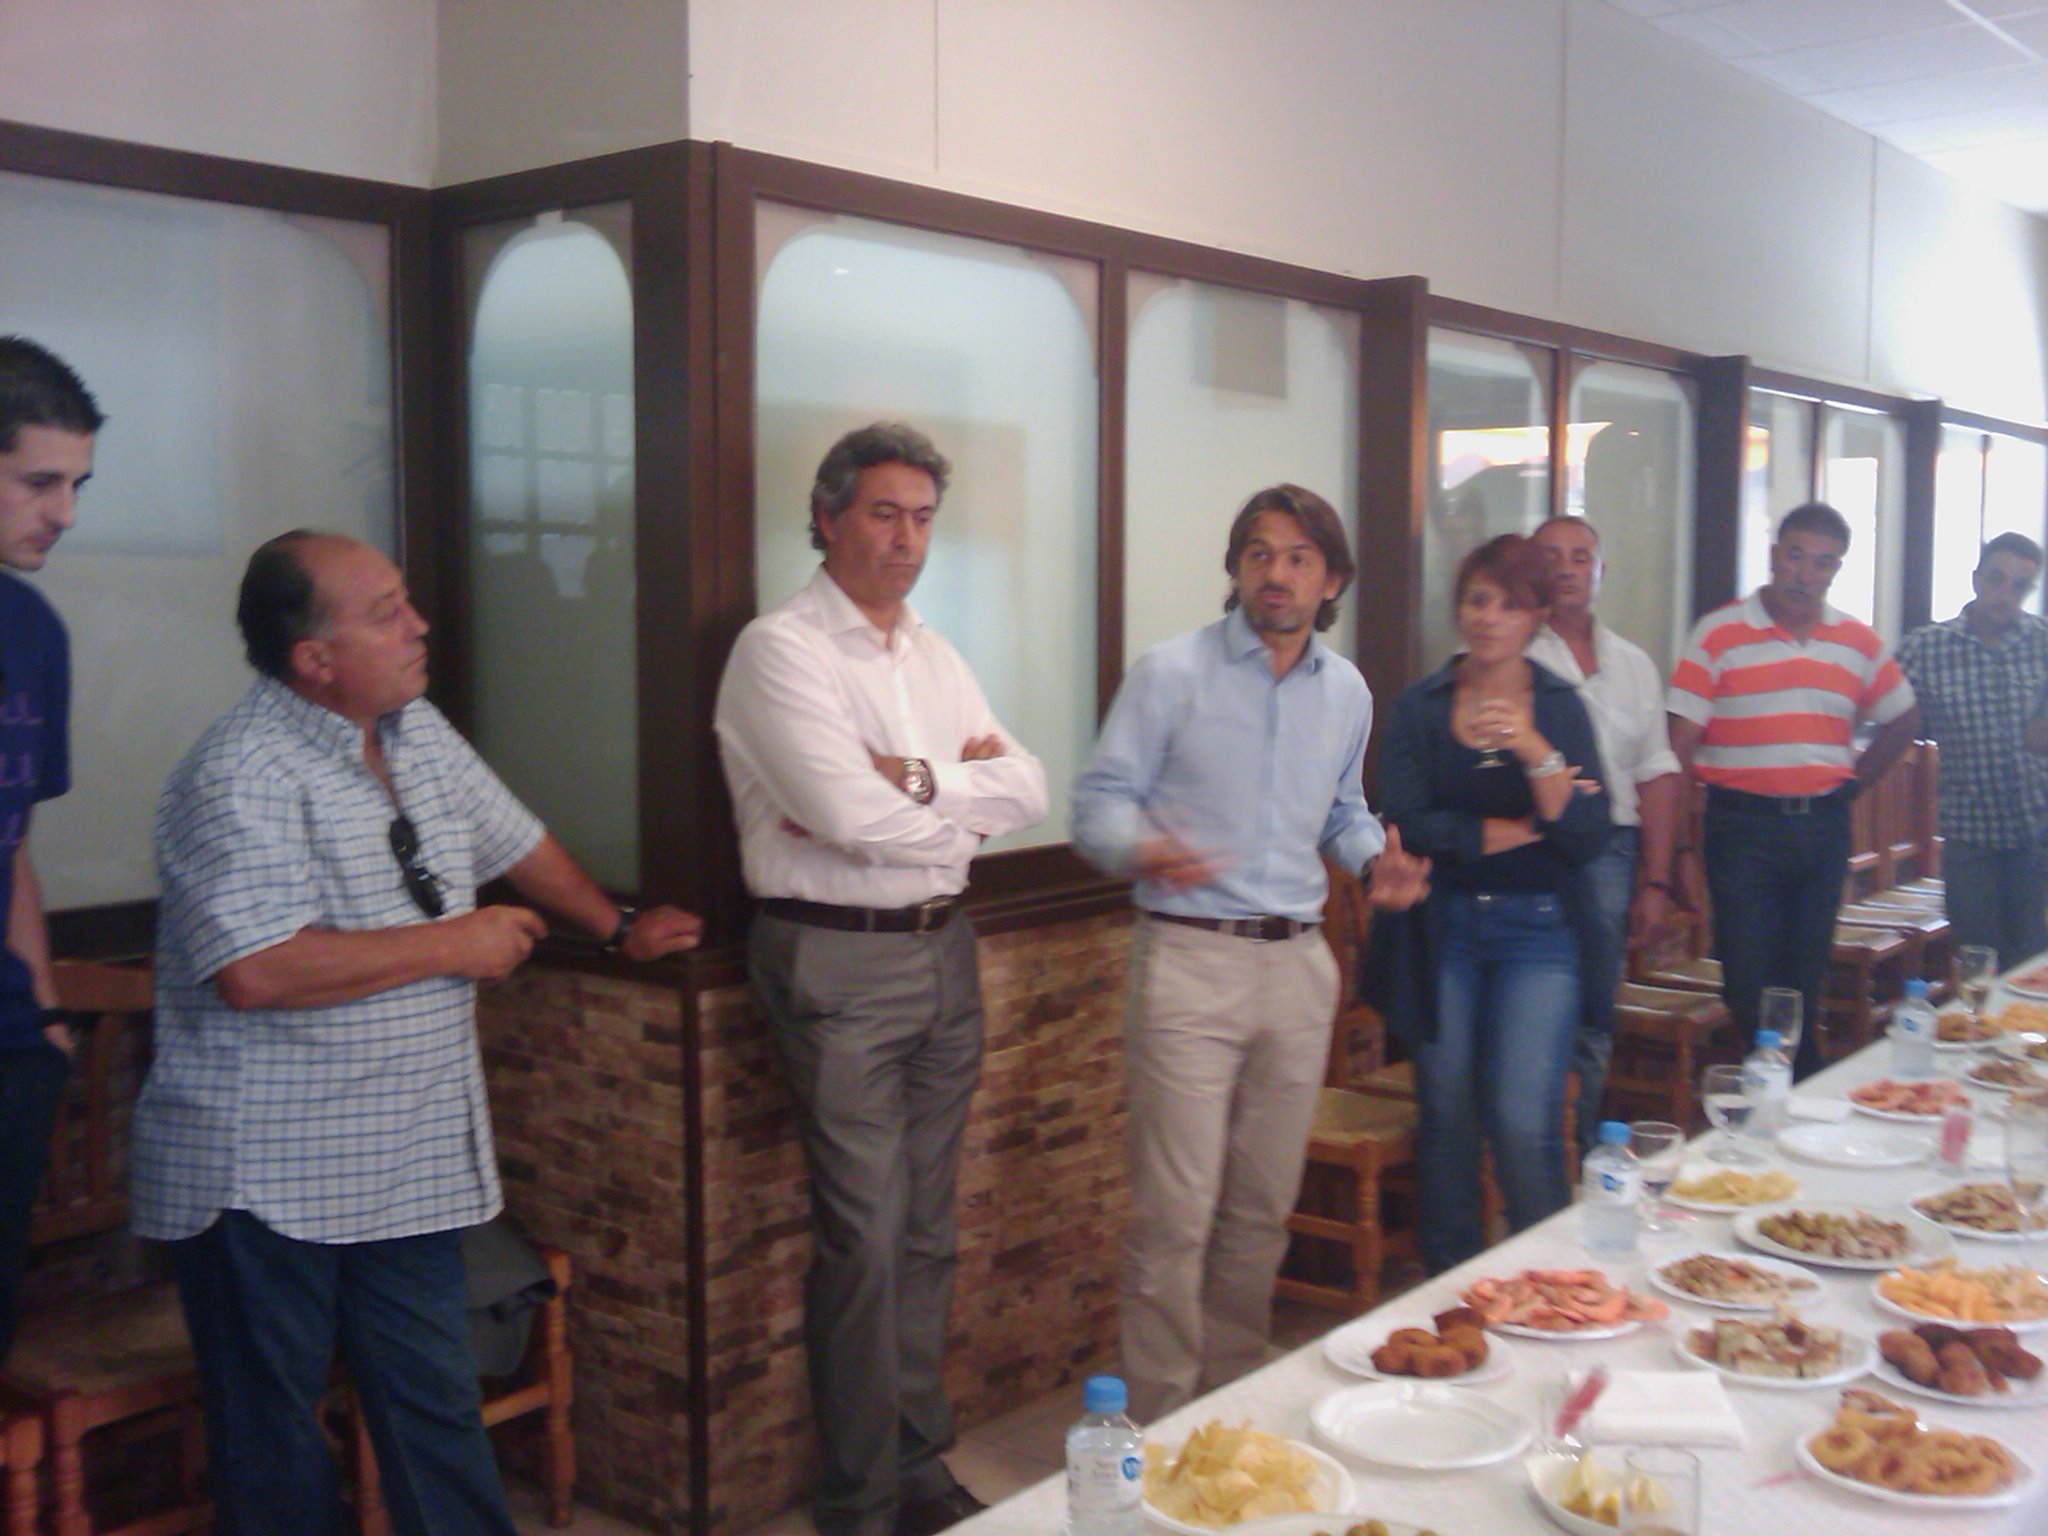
left=1072, top=484, right=1425, bottom=1419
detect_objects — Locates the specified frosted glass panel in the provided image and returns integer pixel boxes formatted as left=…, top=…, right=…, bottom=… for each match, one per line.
left=1566, top=360, right=1697, bottom=671
left=754, top=206, right=1098, bottom=852
left=1931, top=427, right=1987, bottom=623
left=464, top=206, right=638, bottom=889
left=1820, top=408, right=1905, bottom=634
left=0, top=170, right=394, bottom=909
left=1986, top=433, right=2048, bottom=617
left=1740, top=390, right=1815, bottom=601
left=1425, top=331, right=1551, bottom=670
left=1124, top=277, right=1359, bottom=663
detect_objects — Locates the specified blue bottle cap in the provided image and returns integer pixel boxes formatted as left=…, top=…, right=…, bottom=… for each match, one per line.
left=1083, top=1375, right=1127, bottom=1414
left=1597, top=1120, right=1629, bottom=1144
left=1904, top=978, right=1930, bottom=999
left=1756, top=1030, right=1780, bottom=1049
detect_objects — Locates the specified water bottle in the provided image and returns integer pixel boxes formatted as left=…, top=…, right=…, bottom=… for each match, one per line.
left=1742, top=1029, right=1794, bottom=1137
left=1065, top=1375, right=1144, bottom=1536
left=1891, top=979, right=1936, bottom=1079
left=1579, top=1121, right=1640, bottom=1256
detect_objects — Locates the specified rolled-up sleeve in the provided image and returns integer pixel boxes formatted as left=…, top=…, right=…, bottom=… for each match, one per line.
left=927, top=666, right=1048, bottom=839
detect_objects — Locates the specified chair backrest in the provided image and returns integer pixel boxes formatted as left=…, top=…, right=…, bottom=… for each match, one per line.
left=1320, top=859, right=1382, bottom=1087
left=28, top=960, right=153, bottom=1246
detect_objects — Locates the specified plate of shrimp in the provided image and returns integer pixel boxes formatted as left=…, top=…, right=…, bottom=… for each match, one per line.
left=1459, top=1269, right=1668, bottom=1339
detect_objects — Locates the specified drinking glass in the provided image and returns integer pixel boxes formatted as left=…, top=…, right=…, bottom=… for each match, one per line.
left=2007, top=1099, right=2048, bottom=1286
left=1758, top=986, right=1802, bottom=1064
left=1700, top=1064, right=1759, bottom=1164
left=1630, top=1120, right=1685, bottom=1234
left=1620, top=1447, right=1700, bottom=1536
left=1956, top=945, right=1999, bottom=1025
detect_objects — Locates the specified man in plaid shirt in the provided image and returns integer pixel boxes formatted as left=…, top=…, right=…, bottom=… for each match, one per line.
left=135, top=530, right=702, bottom=1536
left=1897, top=532, right=2048, bottom=969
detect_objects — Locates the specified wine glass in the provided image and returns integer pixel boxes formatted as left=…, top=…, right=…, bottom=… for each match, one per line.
left=2006, top=1099, right=2048, bottom=1286
left=1630, top=1120, right=1685, bottom=1234
left=1758, top=987, right=1802, bottom=1066
left=1956, top=945, right=1998, bottom=1027
left=1459, top=696, right=1510, bottom=770
left=1700, top=1064, right=1760, bottom=1165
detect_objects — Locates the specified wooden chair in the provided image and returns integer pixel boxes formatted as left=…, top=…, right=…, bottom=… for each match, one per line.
left=1, top=961, right=209, bottom=1536
left=344, top=1248, right=576, bottom=1533
left=1, top=1413, right=41, bottom=1536
left=1276, top=1091, right=1420, bottom=1315
left=1604, top=983, right=1738, bottom=1134
left=1820, top=924, right=1914, bottom=1061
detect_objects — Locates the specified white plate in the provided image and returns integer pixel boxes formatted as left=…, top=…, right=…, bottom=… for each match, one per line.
left=2001, top=967, right=2048, bottom=999
left=1647, top=1248, right=1824, bottom=1311
left=1993, top=1032, right=2048, bottom=1064
left=1776, top=1120, right=1929, bottom=1169
left=1870, top=1273, right=2048, bottom=1332
left=1964, top=1060, right=2048, bottom=1095
left=1309, top=1381, right=1532, bottom=1471
left=1488, top=1315, right=1644, bottom=1342
left=1849, top=1098, right=1959, bottom=1124
left=1732, top=1204, right=1952, bottom=1270
left=1672, top=1321, right=1874, bottom=1388
left=1869, top=1351, right=2048, bottom=1409
left=1796, top=1421, right=2035, bottom=1508
left=1234, top=1517, right=1431, bottom=1536
left=1523, top=1451, right=1631, bottom=1536
left=1908, top=1182, right=2048, bottom=1242
left=1143, top=1436, right=1354, bottom=1536
left=1663, top=1162, right=1800, bottom=1212
left=1320, top=1314, right=1514, bottom=1385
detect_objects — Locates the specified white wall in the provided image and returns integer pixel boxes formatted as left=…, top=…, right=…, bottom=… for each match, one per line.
left=688, top=0, right=2048, bottom=422
left=0, top=0, right=436, bottom=185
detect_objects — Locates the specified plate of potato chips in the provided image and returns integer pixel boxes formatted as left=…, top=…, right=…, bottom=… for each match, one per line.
left=1143, top=1422, right=1355, bottom=1534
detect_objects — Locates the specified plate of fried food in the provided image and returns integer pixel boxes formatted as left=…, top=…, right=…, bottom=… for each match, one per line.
left=1322, top=1305, right=1511, bottom=1385
left=1847, top=1077, right=1970, bottom=1121
left=1992, top=997, right=2048, bottom=1031
left=1796, top=1387, right=2032, bottom=1507
left=1873, top=1322, right=2048, bottom=1408
left=1873, top=1258, right=2048, bottom=1330
left=1647, top=1250, right=1820, bottom=1311
left=1935, top=1009, right=2001, bottom=1048
left=1965, top=1056, right=2048, bottom=1094
left=1310, top=1382, right=1530, bottom=1471
left=1910, top=1181, right=2048, bottom=1241
left=1523, top=1450, right=1679, bottom=1536
left=1663, top=1165, right=1798, bottom=1211
left=2001, top=962, right=2048, bottom=1000
left=1675, top=1311, right=1872, bottom=1388
left=1143, top=1422, right=1356, bottom=1534
left=1733, top=1203, right=1951, bottom=1270
left=1221, top=1517, right=1437, bottom=1536
left=1459, top=1270, right=1667, bottom=1339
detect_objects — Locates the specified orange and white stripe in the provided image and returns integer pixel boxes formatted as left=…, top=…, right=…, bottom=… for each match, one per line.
left=1666, top=591, right=1914, bottom=796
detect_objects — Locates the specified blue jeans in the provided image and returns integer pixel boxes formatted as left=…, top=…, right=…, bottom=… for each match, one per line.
left=1702, top=788, right=1850, bottom=1080
left=1941, top=840, right=2048, bottom=973
left=0, top=1041, right=69, bottom=1363
left=1573, top=829, right=1637, bottom=1157
left=1412, top=890, right=1581, bottom=1274
left=170, top=1210, right=516, bottom=1536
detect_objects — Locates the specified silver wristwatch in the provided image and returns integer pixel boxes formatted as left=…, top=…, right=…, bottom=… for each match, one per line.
left=902, top=757, right=935, bottom=805
left=1527, top=749, right=1568, bottom=778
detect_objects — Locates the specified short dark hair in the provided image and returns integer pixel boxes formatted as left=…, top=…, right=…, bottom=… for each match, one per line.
left=1455, top=533, right=1553, bottom=611
left=1533, top=513, right=1602, bottom=547
left=1222, top=484, right=1356, bottom=632
left=237, top=531, right=330, bottom=680
left=1981, top=531, right=2044, bottom=570
left=1777, top=502, right=1852, bottom=550
left=0, top=336, right=104, bottom=453
left=808, top=423, right=950, bottom=552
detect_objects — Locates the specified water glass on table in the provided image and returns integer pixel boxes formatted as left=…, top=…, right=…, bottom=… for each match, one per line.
left=1956, top=945, right=1998, bottom=1022
left=1699, top=1063, right=1760, bottom=1165
left=1620, top=1447, right=1700, bottom=1536
left=1630, top=1120, right=1684, bottom=1233
left=1758, top=987, right=1801, bottom=1063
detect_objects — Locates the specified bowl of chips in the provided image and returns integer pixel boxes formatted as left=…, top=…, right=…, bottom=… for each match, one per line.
left=1142, top=1421, right=1354, bottom=1533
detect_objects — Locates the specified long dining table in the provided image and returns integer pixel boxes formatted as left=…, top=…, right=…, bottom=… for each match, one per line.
left=952, top=983, right=2048, bottom=1536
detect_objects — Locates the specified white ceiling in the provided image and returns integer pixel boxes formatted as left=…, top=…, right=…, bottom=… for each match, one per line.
left=1602, top=0, right=2048, bottom=213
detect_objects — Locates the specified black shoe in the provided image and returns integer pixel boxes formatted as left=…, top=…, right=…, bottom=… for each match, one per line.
left=893, top=1484, right=988, bottom=1536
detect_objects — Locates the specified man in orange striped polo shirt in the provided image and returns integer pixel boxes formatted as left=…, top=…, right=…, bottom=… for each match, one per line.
left=1667, top=503, right=1919, bottom=1078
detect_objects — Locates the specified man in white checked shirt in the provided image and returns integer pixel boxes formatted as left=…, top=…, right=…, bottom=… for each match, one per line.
left=134, top=531, right=702, bottom=1536
left=716, top=425, right=1047, bottom=1536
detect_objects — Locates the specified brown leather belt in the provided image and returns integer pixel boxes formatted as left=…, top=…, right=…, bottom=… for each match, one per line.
left=1149, top=911, right=1319, bottom=942
left=759, top=896, right=961, bottom=934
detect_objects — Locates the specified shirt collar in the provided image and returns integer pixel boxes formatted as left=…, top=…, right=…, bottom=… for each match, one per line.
left=809, top=566, right=923, bottom=648
left=254, top=675, right=409, bottom=759
left=1949, top=603, right=2044, bottom=649
left=1746, top=587, right=1844, bottom=638
left=1221, top=607, right=1324, bottom=673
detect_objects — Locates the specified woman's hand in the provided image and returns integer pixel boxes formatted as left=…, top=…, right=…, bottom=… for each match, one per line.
left=1466, top=695, right=1551, bottom=768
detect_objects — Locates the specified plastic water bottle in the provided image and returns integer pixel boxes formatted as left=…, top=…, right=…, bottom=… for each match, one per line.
left=1065, top=1375, right=1144, bottom=1536
left=1579, top=1121, right=1640, bottom=1256
left=1891, top=979, right=1937, bottom=1079
left=1742, top=1029, right=1794, bottom=1137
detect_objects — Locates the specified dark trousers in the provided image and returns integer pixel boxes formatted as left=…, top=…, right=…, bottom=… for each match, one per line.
left=169, top=1210, right=516, bottom=1536
left=1941, top=839, right=2048, bottom=973
left=748, top=912, right=984, bottom=1536
left=0, top=1041, right=70, bottom=1363
left=1703, top=789, right=1850, bottom=1080
left=1573, top=828, right=1638, bottom=1158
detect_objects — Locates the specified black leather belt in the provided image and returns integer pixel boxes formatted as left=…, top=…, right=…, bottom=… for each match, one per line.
left=1707, top=782, right=1856, bottom=816
left=1150, top=912, right=1319, bottom=942
left=759, top=896, right=961, bottom=934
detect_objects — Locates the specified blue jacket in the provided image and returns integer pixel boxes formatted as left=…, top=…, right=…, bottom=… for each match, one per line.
left=1362, top=658, right=1613, bottom=1044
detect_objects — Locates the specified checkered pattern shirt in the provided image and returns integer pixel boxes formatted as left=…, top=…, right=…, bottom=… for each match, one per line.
left=133, top=679, right=544, bottom=1243
left=1896, top=607, right=2048, bottom=849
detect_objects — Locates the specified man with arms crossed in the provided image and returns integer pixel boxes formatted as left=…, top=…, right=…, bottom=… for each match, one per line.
left=1072, top=484, right=1428, bottom=1422
left=0, top=337, right=99, bottom=1364
left=1528, top=512, right=1680, bottom=1154
left=1667, top=503, right=1919, bottom=1079
left=1896, top=533, right=2048, bottom=969
left=134, top=530, right=702, bottom=1535
left=715, top=425, right=1047, bottom=1536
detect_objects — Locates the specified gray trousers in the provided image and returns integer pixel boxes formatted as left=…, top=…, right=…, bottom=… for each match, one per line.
left=749, top=912, right=984, bottom=1536
left=1120, top=916, right=1338, bottom=1423
left=1941, top=839, right=2048, bottom=973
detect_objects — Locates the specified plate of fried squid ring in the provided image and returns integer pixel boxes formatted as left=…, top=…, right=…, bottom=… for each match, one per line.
left=1796, top=1388, right=2034, bottom=1507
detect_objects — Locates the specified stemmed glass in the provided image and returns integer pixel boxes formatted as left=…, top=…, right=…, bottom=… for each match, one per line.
left=1956, top=946, right=1999, bottom=1026
left=1631, top=1120, right=1685, bottom=1234
left=1758, top=987, right=1803, bottom=1067
left=2006, top=1099, right=2048, bottom=1287
left=1700, top=1064, right=1760, bottom=1165
left=1458, top=696, right=1510, bottom=770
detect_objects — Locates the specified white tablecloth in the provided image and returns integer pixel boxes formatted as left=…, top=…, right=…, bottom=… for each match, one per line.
left=953, top=992, right=2048, bottom=1536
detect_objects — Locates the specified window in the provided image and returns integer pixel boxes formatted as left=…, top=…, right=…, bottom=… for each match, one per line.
left=1740, top=389, right=1815, bottom=600
left=1932, top=425, right=1990, bottom=622
left=1819, top=407, right=1905, bottom=634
